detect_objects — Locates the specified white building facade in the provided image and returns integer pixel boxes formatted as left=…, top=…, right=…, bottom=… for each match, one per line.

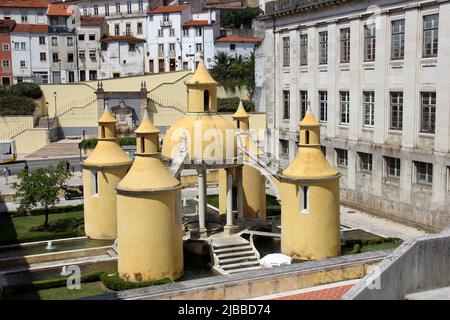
left=214, top=36, right=262, bottom=60
left=261, top=0, right=450, bottom=231
left=99, top=35, right=146, bottom=78
left=11, top=24, right=50, bottom=84
left=0, top=0, right=48, bottom=25
left=147, top=4, right=220, bottom=73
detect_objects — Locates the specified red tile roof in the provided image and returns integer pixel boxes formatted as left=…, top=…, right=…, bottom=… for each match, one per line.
left=100, top=35, right=146, bottom=43
left=80, top=16, right=105, bottom=27
left=47, top=4, right=75, bottom=16
left=182, top=20, right=211, bottom=27
left=149, top=4, right=190, bottom=14
left=0, top=0, right=48, bottom=9
left=0, top=19, right=16, bottom=30
left=12, top=23, right=48, bottom=33
left=215, top=36, right=263, bottom=43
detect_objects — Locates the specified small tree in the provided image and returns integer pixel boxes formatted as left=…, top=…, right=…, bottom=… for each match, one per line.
left=12, top=161, right=72, bottom=228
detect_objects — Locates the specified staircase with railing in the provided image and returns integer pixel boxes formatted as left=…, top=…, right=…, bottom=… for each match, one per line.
left=148, top=92, right=187, bottom=114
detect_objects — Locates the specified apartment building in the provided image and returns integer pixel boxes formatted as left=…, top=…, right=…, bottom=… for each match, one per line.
left=11, top=24, right=50, bottom=84
left=99, top=35, right=146, bottom=78
left=0, top=0, right=48, bottom=25
left=260, top=0, right=450, bottom=231
left=147, top=4, right=220, bottom=73
left=0, top=19, right=15, bottom=87
left=78, top=16, right=109, bottom=81
left=47, top=4, right=79, bottom=83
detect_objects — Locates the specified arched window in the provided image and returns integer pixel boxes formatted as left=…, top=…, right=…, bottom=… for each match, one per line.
left=305, top=130, right=310, bottom=144
left=204, top=90, right=210, bottom=112
left=101, top=126, right=105, bottom=138
left=140, top=137, right=145, bottom=153
left=299, top=185, right=310, bottom=214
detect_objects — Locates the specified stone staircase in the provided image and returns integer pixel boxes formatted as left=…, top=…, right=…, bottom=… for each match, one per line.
left=210, top=235, right=261, bottom=275
left=26, top=141, right=81, bottom=159
left=35, top=117, right=57, bottom=129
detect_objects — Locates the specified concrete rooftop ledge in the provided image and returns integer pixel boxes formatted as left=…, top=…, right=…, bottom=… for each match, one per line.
left=85, top=249, right=392, bottom=300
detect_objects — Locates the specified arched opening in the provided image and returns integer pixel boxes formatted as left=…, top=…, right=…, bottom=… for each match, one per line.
left=101, top=126, right=105, bottom=139
left=305, top=130, right=310, bottom=144
left=237, top=121, right=240, bottom=129
left=204, top=90, right=210, bottom=112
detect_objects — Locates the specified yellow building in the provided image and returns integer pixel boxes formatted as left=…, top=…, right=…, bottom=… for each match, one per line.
left=280, top=110, right=341, bottom=260
left=82, top=102, right=132, bottom=240
left=161, top=59, right=239, bottom=237
left=116, top=109, right=183, bottom=282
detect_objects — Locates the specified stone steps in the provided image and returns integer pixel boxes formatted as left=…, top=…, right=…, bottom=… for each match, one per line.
left=210, top=235, right=261, bottom=275
left=26, top=142, right=80, bottom=159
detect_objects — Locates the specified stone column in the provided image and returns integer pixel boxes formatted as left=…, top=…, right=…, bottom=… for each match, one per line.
left=224, top=168, right=237, bottom=235
left=197, top=167, right=207, bottom=238
left=237, top=166, right=244, bottom=220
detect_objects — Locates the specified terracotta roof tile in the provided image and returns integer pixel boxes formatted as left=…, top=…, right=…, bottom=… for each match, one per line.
left=0, top=19, right=16, bottom=29
left=0, top=0, right=48, bottom=9
left=100, top=35, right=146, bottom=43
left=215, top=36, right=263, bottom=43
left=182, top=20, right=211, bottom=27
left=12, top=23, right=48, bottom=33
left=149, top=4, right=190, bottom=14
left=47, top=4, right=75, bottom=16
left=80, top=16, right=105, bottom=26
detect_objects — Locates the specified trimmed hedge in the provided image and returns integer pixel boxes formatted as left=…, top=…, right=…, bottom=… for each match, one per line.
left=7, top=204, right=84, bottom=218
left=1, top=271, right=104, bottom=297
left=0, top=95, right=36, bottom=116
left=100, top=272, right=171, bottom=291
left=79, top=136, right=136, bottom=150
left=7, top=83, right=43, bottom=99
left=217, top=98, right=254, bottom=113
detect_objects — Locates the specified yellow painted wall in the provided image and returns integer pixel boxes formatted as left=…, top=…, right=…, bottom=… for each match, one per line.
left=280, top=179, right=341, bottom=260
left=242, top=165, right=267, bottom=219
left=14, top=129, right=48, bottom=155
left=83, top=167, right=129, bottom=240
left=180, top=170, right=219, bottom=186
left=0, top=117, right=34, bottom=138
left=117, top=191, right=183, bottom=282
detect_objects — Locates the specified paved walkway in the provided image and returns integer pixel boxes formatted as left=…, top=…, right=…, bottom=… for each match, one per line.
left=340, top=205, right=428, bottom=241
left=248, top=280, right=358, bottom=300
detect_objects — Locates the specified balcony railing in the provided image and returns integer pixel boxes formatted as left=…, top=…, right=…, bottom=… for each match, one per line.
left=49, top=26, right=75, bottom=33
left=158, top=51, right=165, bottom=57
left=160, top=19, right=172, bottom=27
left=168, top=50, right=176, bottom=57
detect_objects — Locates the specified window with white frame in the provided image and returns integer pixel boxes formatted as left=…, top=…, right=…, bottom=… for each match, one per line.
left=39, top=36, right=45, bottom=45
left=319, top=31, right=328, bottom=64
left=300, top=90, right=308, bottom=120
left=340, top=91, right=350, bottom=125
left=391, top=19, right=405, bottom=60
left=158, top=29, right=163, bottom=37
left=68, top=37, right=75, bottom=48
left=363, top=91, right=375, bottom=127
left=385, top=156, right=401, bottom=179
left=196, top=28, right=202, bottom=36
left=340, top=28, right=350, bottom=63
left=138, top=0, right=144, bottom=12
left=414, top=161, right=433, bottom=185
left=105, top=4, right=110, bottom=16
left=158, top=44, right=164, bottom=53
left=115, top=2, right=121, bottom=14
left=364, top=24, right=376, bottom=62
left=127, top=1, right=132, bottom=14
left=51, top=37, right=58, bottom=46
left=423, top=14, right=439, bottom=58
left=89, top=50, right=96, bottom=61
left=420, top=92, right=436, bottom=134
left=282, top=36, right=290, bottom=67
left=94, top=5, right=99, bottom=15
left=390, top=92, right=403, bottom=130
left=20, top=60, right=26, bottom=68
left=298, top=186, right=310, bottom=214
left=2, top=60, right=10, bottom=68
left=79, top=50, right=86, bottom=61
left=183, top=28, right=189, bottom=36
left=335, top=149, right=348, bottom=168
left=358, top=152, right=372, bottom=173
left=196, top=43, right=202, bottom=52
left=169, top=28, right=175, bottom=36
left=137, top=22, right=143, bottom=35
left=300, top=33, right=308, bottom=66
left=126, top=23, right=131, bottom=35
left=319, top=91, right=328, bottom=122
left=40, top=52, right=46, bottom=61
left=2, top=44, right=9, bottom=51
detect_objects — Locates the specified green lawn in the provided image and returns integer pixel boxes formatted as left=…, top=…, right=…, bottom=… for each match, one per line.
left=4, top=281, right=111, bottom=300
left=0, top=211, right=84, bottom=245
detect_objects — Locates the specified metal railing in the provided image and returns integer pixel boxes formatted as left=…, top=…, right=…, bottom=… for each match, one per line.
left=265, top=0, right=342, bottom=15
left=148, top=93, right=187, bottom=114
left=160, top=19, right=172, bottom=27
left=56, top=94, right=97, bottom=116
left=0, top=121, right=34, bottom=140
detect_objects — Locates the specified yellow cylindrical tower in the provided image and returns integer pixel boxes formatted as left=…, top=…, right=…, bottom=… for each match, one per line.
left=280, top=110, right=341, bottom=260
left=116, top=109, right=183, bottom=282
left=83, top=103, right=132, bottom=240
left=233, top=101, right=266, bottom=219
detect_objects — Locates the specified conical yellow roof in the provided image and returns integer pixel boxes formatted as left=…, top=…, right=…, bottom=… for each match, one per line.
left=83, top=140, right=133, bottom=167
left=233, top=101, right=250, bottom=119
left=299, top=109, right=320, bottom=127
left=135, top=109, right=159, bottom=134
left=98, top=102, right=116, bottom=123
left=185, top=59, right=217, bottom=85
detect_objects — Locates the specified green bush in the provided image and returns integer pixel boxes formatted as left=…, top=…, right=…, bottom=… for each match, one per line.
left=8, top=204, right=84, bottom=218
left=8, top=83, right=43, bottom=99
left=80, top=137, right=136, bottom=150
left=100, top=272, right=171, bottom=291
left=1, top=271, right=104, bottom=297
left=217, top=98, right=254, bottom=113
left=0, top=95, right=36, bottom=116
